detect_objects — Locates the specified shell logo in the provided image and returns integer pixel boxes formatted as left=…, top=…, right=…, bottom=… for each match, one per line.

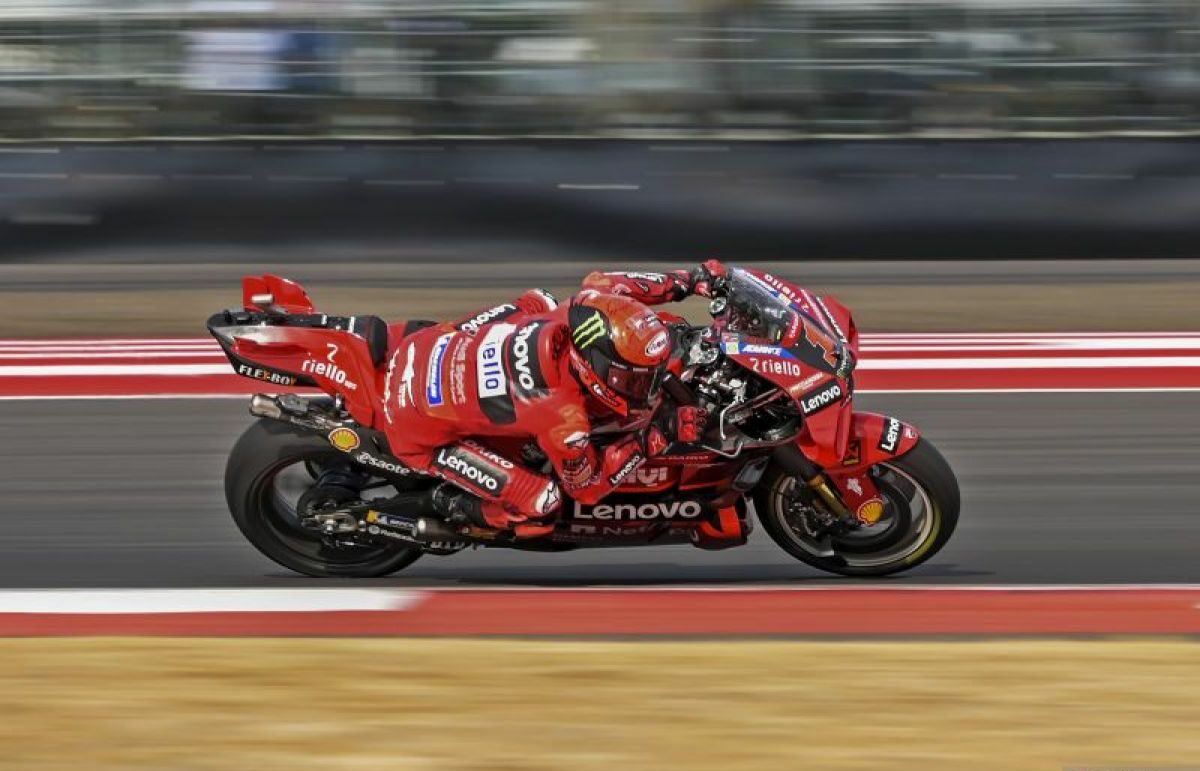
left=328, top=427, right=361, bottom=453
left=856, top=499, right=886, bottom=525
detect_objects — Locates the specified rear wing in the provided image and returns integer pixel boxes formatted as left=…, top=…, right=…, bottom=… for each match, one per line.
left=242, top=274, right=316, bottom=315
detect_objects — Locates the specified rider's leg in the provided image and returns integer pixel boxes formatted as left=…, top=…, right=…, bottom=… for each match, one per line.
left=388, top=430, right=561, bottom=538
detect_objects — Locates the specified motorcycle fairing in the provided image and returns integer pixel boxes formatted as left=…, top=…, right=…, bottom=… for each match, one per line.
left=801, top=410, right=920, bottom=471
left=243, top=274, right=316, bottom=314
left=209, top=277, right=385, bottom=426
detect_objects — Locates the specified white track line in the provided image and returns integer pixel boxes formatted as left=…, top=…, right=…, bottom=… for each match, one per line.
left=0, top=586, right=1194, bottom=613
left=0, top=365, right=230, bottom=376
left=0, top=589, right=424, bottom=614
left=0, top=352, right=225, bottom=360
left=396, top=583, right=1200, bottom=592
left=3, top=357, right=1198, bottom=378
left=857, top=356, right=1200, bottom=370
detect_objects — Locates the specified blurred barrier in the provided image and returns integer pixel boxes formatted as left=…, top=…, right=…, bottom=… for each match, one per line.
left=1, top=1, right=1200, bottom=139
left=4, top=138, right=1200, bottom=260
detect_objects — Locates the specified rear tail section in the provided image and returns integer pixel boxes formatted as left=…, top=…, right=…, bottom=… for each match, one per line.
left=207, top=275, right=391, bottom=427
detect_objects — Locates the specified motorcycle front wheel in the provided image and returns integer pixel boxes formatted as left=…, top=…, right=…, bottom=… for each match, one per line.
left=754, top=438, right=960, bottom=577
left=224, top=418, right=424, bottom=578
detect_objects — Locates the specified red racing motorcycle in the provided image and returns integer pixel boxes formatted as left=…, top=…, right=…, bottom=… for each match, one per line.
left=207, top=266, right=959, bottom=578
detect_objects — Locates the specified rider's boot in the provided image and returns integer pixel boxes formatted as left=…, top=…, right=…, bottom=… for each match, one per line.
left=431, top=484, right=554, bottom=539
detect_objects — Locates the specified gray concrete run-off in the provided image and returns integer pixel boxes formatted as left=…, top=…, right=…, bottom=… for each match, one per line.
left=0, top=394, right=1196, bottom=588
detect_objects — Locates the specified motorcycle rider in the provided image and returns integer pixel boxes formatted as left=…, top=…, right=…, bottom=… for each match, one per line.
left=381, top=260, right=727, bottom=538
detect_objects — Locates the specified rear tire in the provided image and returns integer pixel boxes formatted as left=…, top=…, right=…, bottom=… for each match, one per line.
left=754, top=438, right=960, bottom=577
left=225, top=418, right=423, bottom=578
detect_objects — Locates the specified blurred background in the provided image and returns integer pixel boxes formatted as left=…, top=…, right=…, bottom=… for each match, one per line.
left=3, top=0, right=1200, bottom=138
left=0, top=0, right=1198, bottom=265
left=0, top=0, right=1199, bottom=268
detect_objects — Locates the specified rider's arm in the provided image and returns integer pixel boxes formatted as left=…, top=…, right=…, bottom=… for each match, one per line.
left=581, top=261, right=726, bottom=306
left=447, top=289, right=559, bottom=333
left=538, top=405, right=666, bottom=505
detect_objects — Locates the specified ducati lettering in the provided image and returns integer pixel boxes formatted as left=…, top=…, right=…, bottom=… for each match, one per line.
left=575, top=501, right=704, bottom=521
left=458, top=303, right=518, bottom=335
left=799, top=381, right=843, bottom=416
left=506, top=321, right=549, bottom=401
left=751, top=357, right=802, bottom=377
left=301, top=359, right=358, bottom=390
left=879, top=417, right=901, bottom=453
left=461, top=439, right=515, bottom=469
left=236, top=364, right=296, bottom=386
left=608, top=453, right=644, bottom=486
left=624, top=466, right=669, bottom=486
left=425, top=333, right=452, bottom=407
left=476, top=324, right=516, bottom=424
left=795, top=372, right=825, bottom=391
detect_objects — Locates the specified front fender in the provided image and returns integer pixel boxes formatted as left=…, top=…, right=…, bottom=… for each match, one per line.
left=797, top=410, right=919, bottom=471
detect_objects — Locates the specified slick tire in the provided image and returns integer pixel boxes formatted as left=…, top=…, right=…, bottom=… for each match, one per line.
left=225, top=418, right=423, bottom=578
left=755, top=438, right=960, bottom=577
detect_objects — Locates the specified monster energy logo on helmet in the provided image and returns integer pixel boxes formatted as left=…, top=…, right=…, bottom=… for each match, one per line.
left=573, top=311, right=607, bottom=349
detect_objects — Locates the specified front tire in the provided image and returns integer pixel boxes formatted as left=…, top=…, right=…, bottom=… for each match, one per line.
left=754, top=438, right=960, bottom=577
left=225, top=418, right=423, bottom=578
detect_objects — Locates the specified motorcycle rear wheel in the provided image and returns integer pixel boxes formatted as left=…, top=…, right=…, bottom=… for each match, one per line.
left=754, top=438, right=960, bottom=577
left=225, top=418, right=424, bottom=578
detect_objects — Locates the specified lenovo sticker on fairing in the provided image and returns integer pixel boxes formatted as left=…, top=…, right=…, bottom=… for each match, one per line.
left=799, top=380, right=843, bottom=416
left=879, top=417, right=902, bottom=453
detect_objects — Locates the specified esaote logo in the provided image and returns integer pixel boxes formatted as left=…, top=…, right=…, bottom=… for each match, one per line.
left=302, top=343, right=358, bottom=390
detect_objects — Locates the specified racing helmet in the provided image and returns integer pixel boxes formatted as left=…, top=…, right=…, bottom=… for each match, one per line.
left=567, top=290, right=672, bottom=416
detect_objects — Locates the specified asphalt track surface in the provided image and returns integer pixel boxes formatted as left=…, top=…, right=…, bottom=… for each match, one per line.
left=1, top=392, right=1196, bottom=588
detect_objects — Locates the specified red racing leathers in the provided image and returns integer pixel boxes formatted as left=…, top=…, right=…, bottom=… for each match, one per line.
left=381, top=268, right=704, bottom=534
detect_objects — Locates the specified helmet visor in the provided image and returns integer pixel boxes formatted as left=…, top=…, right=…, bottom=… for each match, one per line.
left=606, top=362, right=663, bottom=405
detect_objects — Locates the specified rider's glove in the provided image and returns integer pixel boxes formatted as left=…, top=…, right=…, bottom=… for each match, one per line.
left=689, top=259, right=729, bottom=298
left=641, top=425, right=669, bottom=458
left=672, top=405, right=709, bottom=444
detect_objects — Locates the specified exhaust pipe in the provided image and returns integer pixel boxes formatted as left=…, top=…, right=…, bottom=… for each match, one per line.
left=417, top=517, right=464, bottom=542
left=249, top=394, right=282, bottom=419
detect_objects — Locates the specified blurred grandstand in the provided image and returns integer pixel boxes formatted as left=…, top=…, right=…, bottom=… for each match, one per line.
left=0, top=0, right=1198, bottom=138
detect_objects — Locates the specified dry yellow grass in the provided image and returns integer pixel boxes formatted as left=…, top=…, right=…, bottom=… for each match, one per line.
left=2, top=280, right=1199, bottom=336
left=0, top=638, right=1196, bottom=770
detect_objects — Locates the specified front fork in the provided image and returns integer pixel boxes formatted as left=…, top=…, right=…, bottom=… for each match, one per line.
left=772, top=445, right=866, bottom=525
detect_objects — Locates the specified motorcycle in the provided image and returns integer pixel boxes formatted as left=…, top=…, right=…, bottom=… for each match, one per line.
left=207, top=266, right=959, bottom=578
